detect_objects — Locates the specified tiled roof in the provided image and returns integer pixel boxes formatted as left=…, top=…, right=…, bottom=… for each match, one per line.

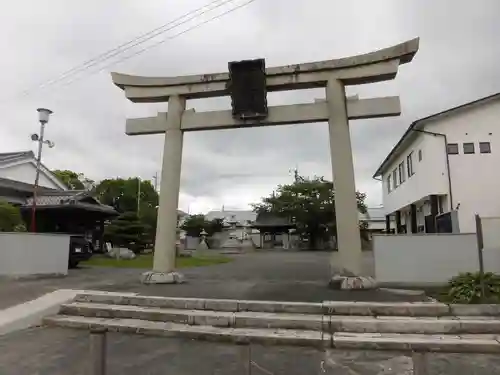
left=0, top=177, right=55, bottom=194
left=253, top=212, right=293, bottom=227
left=205, top=210, right=257, bottom=224
left=26, top=191, right=95, bottom=206
left=23, top=191, right=117, bottom=215
left=0, top=151, right=34, bottom=166
left=0, top=150, right=66, bottom=191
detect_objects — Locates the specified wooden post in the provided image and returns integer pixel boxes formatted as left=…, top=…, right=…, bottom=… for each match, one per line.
left=412, top=352, right=428, bottom=375
left=475, top=214, right=486, bottom=300
left=90, top=328, right=107, bottom=375
left=237, top=343, right=251, bottom=375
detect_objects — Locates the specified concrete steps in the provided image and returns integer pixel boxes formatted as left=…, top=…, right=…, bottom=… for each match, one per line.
left=57, top=302, right=500, bottom=335
left=43, top=293, right=500, bottom=353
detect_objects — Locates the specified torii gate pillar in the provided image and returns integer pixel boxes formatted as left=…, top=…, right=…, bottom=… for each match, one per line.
left=326, top=79, right=363, bottom=276
left=150, top=96, right=185, bottom=283
left=111, top=38, right=419, bottom=288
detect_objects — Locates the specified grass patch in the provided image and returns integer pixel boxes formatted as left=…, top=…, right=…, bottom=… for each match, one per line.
left=82, top=253, right=231, bottom=269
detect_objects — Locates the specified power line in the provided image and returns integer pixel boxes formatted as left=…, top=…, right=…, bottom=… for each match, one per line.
left=16, top=0, right=241, bottom=98
left=44, top=0, right=257, bottom=92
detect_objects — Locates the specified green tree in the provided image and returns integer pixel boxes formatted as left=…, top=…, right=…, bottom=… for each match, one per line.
left=204, top=218, right=225, bottom=236
left=95, top=178, right=159, bottom=246
left=103, top=212, right=150, bottom=254
left=52, top=169, right=95, bottom=190
left=180, top=214, right=206, bottom=237
left=94, top=178, right=158, bottom=214
left=0, top=201, right=24, bottom=232
left=251, top=173, right=367, bottom=249
left=140, top=206, right=158, bottom=246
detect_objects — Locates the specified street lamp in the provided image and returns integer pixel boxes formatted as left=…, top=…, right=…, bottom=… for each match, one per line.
left=30, top=108, right=54, bottom=232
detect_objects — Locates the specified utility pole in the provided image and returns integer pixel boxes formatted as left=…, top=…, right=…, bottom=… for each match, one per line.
left=31, top=108, right=54, bottom=232
left=152, top=172, right=158, bottom=192
left=137, top=177, right=141, bottom=215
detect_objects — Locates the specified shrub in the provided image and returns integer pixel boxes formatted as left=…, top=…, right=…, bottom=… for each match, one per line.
left=103, top=212, right=150, bottom=254
left=447, top=272, right=500, bottom=304
left=0, top=201, right=24, bottom=232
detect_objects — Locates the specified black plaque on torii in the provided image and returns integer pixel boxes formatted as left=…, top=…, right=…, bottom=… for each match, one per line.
left=228, top=58, right=268, bottom=120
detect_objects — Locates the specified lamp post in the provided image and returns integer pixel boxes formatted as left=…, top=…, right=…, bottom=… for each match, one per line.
left=30, top=108, right=54, bottom=232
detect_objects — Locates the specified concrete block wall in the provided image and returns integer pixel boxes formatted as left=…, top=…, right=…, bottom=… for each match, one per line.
left=373, top=233, right=500, bottom=286
left=0, top=233, right=70, bottom=277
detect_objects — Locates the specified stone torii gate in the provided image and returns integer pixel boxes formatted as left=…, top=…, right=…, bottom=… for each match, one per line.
left=111, top=38, right=419, bottom=287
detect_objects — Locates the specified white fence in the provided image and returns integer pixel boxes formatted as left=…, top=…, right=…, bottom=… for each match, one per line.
left=0, top=233, right=70, bottom=278
left=373, top=233, right=500, bottom=286
left=481, top=216, right=500, bottom=250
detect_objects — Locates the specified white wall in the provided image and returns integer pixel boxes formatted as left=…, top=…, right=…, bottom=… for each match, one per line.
left=482, top=217, right=500, bottom=250
left=184, top=236, right=200, bottom=250
left=250, top=233, right=261, bottom=247
left=429, top=100, right=500, bottom=233
left=0, top=233, right=70, bottom=277
left=382, top=133, right=449, bottom=215
left=0, top=163, right=59, bottom=190
left=373, top=234, right=500, bottom=286
left=367, top=221, right=385, bottom=231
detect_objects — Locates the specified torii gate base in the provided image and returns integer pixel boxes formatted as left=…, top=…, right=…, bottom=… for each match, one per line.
left=112, top=38, right=419, bottom=290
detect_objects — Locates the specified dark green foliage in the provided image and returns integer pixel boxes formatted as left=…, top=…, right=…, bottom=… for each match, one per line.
left=94, top=178, right=158, bottom=214
left=204, top=218, right=225, bottom=236
left=447, top=272, right=500, bottom=304
left=180, top=216, right=225, bottom=237
left=180, top=214, right=206, bottom=237
left=103, top=212, right=150, bottom=254
left=251, top=172, right=367, bottom=249
left=52, top=169, right=95, bottom=190
left=95, top=178, right=159, bottom=245
left=0, top=201, right=24, bottom=232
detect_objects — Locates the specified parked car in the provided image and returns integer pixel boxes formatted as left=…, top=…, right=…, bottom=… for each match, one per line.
left=69, top=235, right=93, bottom=268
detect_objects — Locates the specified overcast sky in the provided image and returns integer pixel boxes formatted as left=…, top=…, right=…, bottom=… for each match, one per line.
left=1, top=0, right=499, bottom=214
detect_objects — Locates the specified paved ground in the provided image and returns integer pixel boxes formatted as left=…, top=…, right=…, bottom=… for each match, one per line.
left=0, top=251, right=498, bottom=374
left=1, top=327, right=500, bottom=374
left=0, top=251, right=415, bottom=310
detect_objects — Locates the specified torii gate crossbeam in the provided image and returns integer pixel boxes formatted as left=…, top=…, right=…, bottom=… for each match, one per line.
left=111, top=38, right=419, bottom=288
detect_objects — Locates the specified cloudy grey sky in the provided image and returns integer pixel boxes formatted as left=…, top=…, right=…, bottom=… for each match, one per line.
left=1, top=0, right=499, bottom=214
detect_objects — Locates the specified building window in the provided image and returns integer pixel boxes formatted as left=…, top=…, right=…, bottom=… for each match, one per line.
left=447, top=143, right=459, bottom=155
left=463, top=142, right=475, bottom=154
left=479, top=141, right=491, bottom=154
left=398, top=161, right=406, bottom=184
left=418, top=149, right=422, bottom=161
left=392, top=169, right=398, bottom=189
left=407, top=152, right=414, bottom=177
left=387, top=175, right=392, bottom=193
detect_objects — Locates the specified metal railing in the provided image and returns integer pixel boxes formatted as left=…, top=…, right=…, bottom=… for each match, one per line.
left=89, top=329, right=464, bottom=375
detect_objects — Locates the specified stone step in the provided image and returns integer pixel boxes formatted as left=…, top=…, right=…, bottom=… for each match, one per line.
left=43, top=315, right=500, bottom=353
left=74, top=293, right=500, bottom=317
left=60, top=302, right=326, bottom=331
left=74, top=293, right=324, bottom=315
left=61, top=302, right=500, bottom=335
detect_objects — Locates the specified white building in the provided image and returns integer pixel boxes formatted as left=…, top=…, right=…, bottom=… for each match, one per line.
left=360, top=207, right=391, bottom=234
left=0, top=151, right=67, bottom=204
left=205, top=209, right=257, bottom=227
left=373, top=92, right=500, bottom=234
